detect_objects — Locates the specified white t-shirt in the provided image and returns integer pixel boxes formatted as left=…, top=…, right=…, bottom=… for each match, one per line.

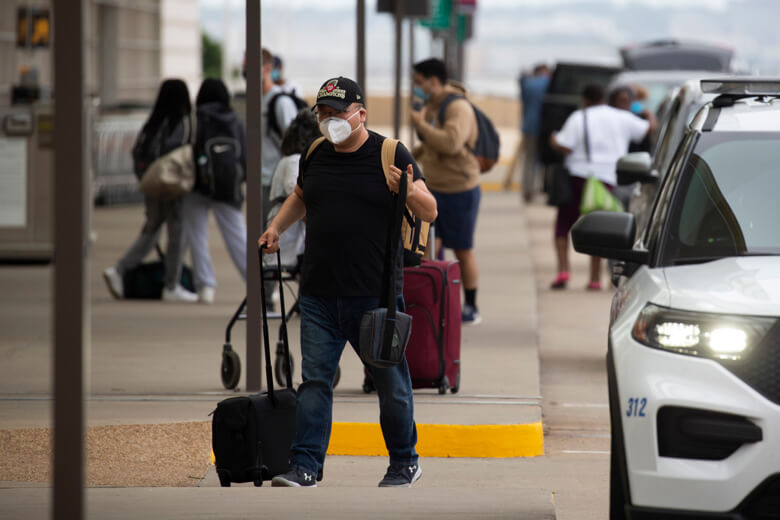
left=261, top=85, right=299, bottom=186
left=554, top=105, right=649, bottom=186
left=265, top=154, right=305, bottom=267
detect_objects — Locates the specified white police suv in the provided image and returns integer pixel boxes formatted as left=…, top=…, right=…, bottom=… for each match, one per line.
left=572, top=79, right=780, bottom=519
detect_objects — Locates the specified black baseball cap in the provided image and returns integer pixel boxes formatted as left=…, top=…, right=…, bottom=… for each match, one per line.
left=315, top=76, right=364, bottom=111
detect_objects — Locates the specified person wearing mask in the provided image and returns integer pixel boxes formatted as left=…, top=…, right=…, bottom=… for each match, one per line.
left=271, top=54, right=304, bottom=100
left=549, top=84, right=655, bottom=290
left=261, top=48, right=299, bottom=226
left=259, top=76, right=437, bottom=488
left=103, top=78, right=197, bottom=302
left=409, top=57, right=482, bottom=325
left=607, top=84, right=654, bottom=213
left=181, top=78, right=248, bottom=303
left=517, top=63, right=551, bottom=202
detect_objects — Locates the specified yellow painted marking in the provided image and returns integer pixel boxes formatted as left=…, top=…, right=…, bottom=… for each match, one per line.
left=327, top=421, right=544, bottom=458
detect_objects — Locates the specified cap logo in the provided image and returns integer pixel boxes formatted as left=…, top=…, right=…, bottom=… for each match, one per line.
left=318, top=79, right=347, bottom=100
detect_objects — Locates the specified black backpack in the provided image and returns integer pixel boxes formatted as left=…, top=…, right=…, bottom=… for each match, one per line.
left=438, top=94, right=501, bottom=173
left=267, top=91, right=308, bottom=139
left=194, top=104, right=245, bottom=205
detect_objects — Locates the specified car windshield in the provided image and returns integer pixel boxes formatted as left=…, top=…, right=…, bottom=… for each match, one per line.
left=663, top=132, right=780, bottom=264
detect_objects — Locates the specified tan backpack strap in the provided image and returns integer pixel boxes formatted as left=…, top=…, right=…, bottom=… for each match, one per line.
left=381, top=138, right=399, bottom=187
left=305, top=136, right=327, bottom=160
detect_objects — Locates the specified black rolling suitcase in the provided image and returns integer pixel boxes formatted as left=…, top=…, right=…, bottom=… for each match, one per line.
left=122, top=244, right=195, bottom=299
left=211, top=245, right=296, bottom=487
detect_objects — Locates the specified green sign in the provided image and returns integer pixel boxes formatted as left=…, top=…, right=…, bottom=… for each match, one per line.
left=456, top=13, right=466, bottom=42
left=419, top=0, right=451, bottom=30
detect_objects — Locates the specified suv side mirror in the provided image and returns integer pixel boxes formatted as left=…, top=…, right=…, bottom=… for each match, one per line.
left=571, top=211, right=649, bottom=264
left=617, top=152, right=657, bottom=185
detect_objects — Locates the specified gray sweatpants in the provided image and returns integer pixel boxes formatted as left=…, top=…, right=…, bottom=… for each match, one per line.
left=116, top=196, right=185, bottom=290
left=182, top=192, right=247, bottom=290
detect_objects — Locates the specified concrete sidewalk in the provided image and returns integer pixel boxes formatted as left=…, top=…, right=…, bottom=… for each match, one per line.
left=0, top=157, right=567, bottom=518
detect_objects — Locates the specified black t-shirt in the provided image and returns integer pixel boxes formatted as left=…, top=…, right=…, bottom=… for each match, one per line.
left=297, top=130, right=424, bottom=297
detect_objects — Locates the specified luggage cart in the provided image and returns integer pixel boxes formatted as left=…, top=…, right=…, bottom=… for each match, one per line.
left=220, top=260, right=341, bottom=390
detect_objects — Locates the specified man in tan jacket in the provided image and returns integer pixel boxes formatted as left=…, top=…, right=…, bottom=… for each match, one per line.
left=410, top=58, right=482, bottom=325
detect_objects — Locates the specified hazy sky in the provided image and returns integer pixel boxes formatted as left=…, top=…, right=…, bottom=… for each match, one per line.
left=201, top=0, right=738, bottom=9
left=200, top=0, right=769, bottom=97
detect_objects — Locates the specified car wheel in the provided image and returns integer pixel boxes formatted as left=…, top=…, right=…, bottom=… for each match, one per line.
left=610, top=428, right=628, bottom=520
left=607, top=349, right=630, bottom=520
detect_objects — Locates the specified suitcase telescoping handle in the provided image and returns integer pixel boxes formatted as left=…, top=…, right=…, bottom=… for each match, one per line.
left=258, top=244, right=294, bottom=403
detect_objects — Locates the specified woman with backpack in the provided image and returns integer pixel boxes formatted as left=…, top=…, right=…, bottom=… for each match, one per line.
left=182, top=78, right=248, bottom=303
left=103, top=78, right=198, bottom=302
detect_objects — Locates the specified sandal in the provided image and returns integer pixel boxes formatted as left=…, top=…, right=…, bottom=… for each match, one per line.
left=550, top=271, right=570, bottom=290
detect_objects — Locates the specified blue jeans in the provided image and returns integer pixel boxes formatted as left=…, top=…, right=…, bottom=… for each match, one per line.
left=291, top=293, right=419, bottom=474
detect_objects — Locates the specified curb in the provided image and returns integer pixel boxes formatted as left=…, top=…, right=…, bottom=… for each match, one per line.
left=327, top=421, right=544, bottom=458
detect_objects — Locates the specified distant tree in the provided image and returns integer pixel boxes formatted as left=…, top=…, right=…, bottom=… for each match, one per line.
left=202, top=32, right=222, bottom=79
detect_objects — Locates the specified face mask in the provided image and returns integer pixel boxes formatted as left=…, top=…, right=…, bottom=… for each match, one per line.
left=271, top=68, right=281, bottom=82
left=630, top=100, right=644, bottom=114
left=319, top=109, right=361, bottom=145
left=413, top=86, right=429, bottom=103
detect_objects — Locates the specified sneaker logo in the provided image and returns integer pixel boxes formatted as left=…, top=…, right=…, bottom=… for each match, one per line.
left=408, top=465, right=417, bottom=474
left=304, top=472, right=313, bottom=481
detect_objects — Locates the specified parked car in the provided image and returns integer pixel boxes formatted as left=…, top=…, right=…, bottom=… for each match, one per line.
left=618, top=78, right=717, bottom=235
left=620, top=39, right=734, bottom=72
left=573, top=78, right=780, bottom=519
left=537, top=60, right=621, bottom=165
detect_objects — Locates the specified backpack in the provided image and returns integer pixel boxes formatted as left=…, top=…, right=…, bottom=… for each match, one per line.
left=303, top=136, right=430, bottom=266
left=268, top=91, right=308, bottom=139
left=438, top=94, right=501, bottom=173
left=193, top=105, right=245, bottom=205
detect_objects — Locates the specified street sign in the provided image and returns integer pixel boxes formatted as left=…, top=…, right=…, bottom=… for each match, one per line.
left=456, top=12, right=473, bottom=42
left=419, top=0, right=451, bottom=30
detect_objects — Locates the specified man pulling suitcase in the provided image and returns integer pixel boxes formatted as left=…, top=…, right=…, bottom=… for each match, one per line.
left=258, top=76, right=437, bottom=487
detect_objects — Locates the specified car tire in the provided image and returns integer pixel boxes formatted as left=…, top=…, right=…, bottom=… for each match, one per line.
left=607, top=349, right=631, bottom=520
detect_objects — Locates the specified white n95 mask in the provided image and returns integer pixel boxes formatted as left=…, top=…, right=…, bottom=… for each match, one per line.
left=319, top=109, right=361, bottom=145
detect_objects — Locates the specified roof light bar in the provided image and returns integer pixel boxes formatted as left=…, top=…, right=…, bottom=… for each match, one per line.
left=701, top=78, right=780, bottom=96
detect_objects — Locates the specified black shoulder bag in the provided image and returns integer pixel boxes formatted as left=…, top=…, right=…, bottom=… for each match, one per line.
left=358, top=171, right=413, bottom=368
left=547, top=108, right=590, bottom=208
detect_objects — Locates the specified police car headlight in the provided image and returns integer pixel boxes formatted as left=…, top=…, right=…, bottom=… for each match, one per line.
left=631, top=304, right=776, bottom=360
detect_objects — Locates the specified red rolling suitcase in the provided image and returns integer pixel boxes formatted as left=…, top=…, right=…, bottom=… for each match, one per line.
left=403, top=259, right=462, bottom=394
left=362, top=259, right=462, bottom=395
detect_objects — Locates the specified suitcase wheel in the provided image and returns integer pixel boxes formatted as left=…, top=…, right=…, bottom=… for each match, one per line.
left=451, top=366, right=460, bottom=394
left=274, top=349, right=295, bottom=387
left=438, top=375, right=450, bottom=395
left=253, top=479, right=263, bottom=487
left=217, top=469, right=232, bottom=487
left=221, top=345, right=241, bottom=390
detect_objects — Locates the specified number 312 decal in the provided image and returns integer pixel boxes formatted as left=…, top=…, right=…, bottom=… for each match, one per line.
left=626, top=397, right=647, bottom=417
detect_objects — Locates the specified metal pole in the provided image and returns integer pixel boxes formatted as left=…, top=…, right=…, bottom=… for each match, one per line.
left=222, top=0, right=231, bottom=81
left=245, top=0, right=262, bottom=392
left=52, top=0, right=87, bottom=518
left=356, top=0, right=366, bottom=99
left=393, top=0, right=404, bottom=139
left=408, top=17, right=415, bottom=147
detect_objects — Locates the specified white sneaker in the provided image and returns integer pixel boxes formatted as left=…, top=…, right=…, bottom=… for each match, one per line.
left=198, top=286, right=215, bottom=304
left=103, top=267, right=123, bottom=299
left=162, top=285, right=198, bottom=302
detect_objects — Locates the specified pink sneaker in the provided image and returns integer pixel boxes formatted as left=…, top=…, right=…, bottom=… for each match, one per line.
left=550, top=271, right=570, bottom=290
left=586, top=281, right=602, bottom=291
